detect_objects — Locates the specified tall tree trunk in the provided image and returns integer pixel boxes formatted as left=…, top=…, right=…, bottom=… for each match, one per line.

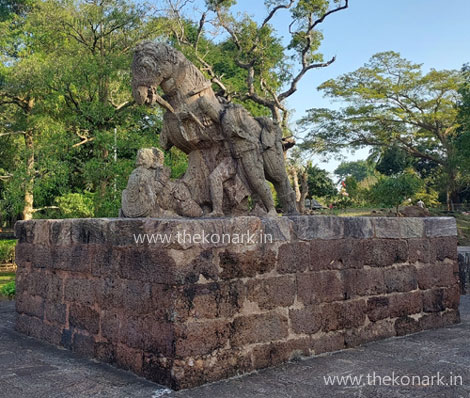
left=299, top=169, right=308, bottom=213
left=288, top=165, right=301, bottom=209
left=445, top=163, right=458, bottom=211
left=22, top=129, right=34, bottom=220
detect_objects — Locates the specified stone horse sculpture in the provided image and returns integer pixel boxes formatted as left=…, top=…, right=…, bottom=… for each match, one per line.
left=126, top=41, right=297, bottom=217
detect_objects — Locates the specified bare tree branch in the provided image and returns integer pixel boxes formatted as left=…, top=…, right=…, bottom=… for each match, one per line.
left=0, top=173, right=13, bottom=181
left=0, top=131, right=25, bottom=137
left=32, top=206, right=59, bottom=213
left=307, top=0, right=349, bottom=34
left=279, top=56, right=336, bottom=101
left=72, top=128, right=95, bottom=148
left=260, top=0, right=295, bottom=30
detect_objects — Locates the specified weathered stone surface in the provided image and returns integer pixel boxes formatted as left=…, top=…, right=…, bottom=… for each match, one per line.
left=394, top=316, right=422, bottom=336
left=416, top=261, right=457, bottom=289
left=289, top=305, right=323, bottom=335
left=231, top=313, right=289, bottom=347
left=174, top=319, right=230, bottom=357
left=245, top=276, right=295, bottom=310
left=433, top=236, right=458, bottom=261
left=383, top=265, right=418, bottom=293
left=64, top=277, right=99, bottom=306
left=374, top=218, right=402, bottom=239
left=219, top=248, right=275, bottom=279
left=128, top=42, right=297, bottom=218
left=72, top=332, right=95, bottom=356
left=321, top=300, right=367, bottom=332
left=14, top=216, right=460, bottom=390
left=343, top=217, right=374, bottom=239
left=297, top=271, right=344, bottom=304
left=53, top=244, right=91, bottom=273
left=69, top=303, right=100, bottom=334
left=422, top=288, right=445, bottom=312
left=100, top=310, right=121, bottom=343
left=288, top=216, right=344, bottom=240
left=398, top=218, right=425, bottom=238
left=115, top=345, right=143, bottom=373
left=424, top=217, right=457, bottom=237
left=277, top=241, right=310, bottom=273
left=367, top=291, right=422, bottom=321
left=310, top=332, right=345, bottom=355
left=16, top=313, right=62, bottom=346
left=344, top=318, right=396, bottom=347
left=44, top=301, right=66, bottom=324
left=177, top=281, right=245, bottom=320
left=251, top=338, right=311, bottom=369
left=363, top=239, right=408, bottom=266
left=408, top=238, right=432, bottom=263
left=342, top=268, right=386, bottom=298
left=16, top=294, right=44, bottom=318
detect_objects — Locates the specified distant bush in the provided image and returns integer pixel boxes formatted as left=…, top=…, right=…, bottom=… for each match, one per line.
left=0, top=240, right=16, bottom=264
left=55, top=192, right=95, bottom=218
left=1, top=281, right=15, bottom=299
left=370, top=172, right=423, bottom=214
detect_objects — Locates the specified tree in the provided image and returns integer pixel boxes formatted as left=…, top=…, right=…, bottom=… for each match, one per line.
left=0, top=0, right=165, bottom=220
left=305, top=163, right=336, bottom=198
left=0, top=0, right=45, bottom=220
left=374, top=145, right=410, bottom=176
left=370, top=172, right=422, bottom=215
left=334, top=160, right=372, bottom=182
left=456, top=64, right=470, bottom=203
left=299, top=51, right=463, bottom=209
left=161, top=0, right=348, bottom=131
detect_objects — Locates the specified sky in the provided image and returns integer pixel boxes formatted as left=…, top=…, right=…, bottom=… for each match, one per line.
left=197, top=0, right=470, bottom=174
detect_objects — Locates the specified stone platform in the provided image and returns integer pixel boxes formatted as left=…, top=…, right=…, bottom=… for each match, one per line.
left=14, top=216, right=460, bottom=390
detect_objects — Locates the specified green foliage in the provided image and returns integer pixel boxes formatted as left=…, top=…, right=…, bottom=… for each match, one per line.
left=0, top=280, right=15, bottom=298
left=330, top=195, right=353, bottom=209
left=55, top=192, right=94, bottom=218
left=370, top=172, right=423, bottom=214
left=375, top=146, right=410, bottom=176
left=305, top=163, right=337, bottom=198
left=344, top=175, right=358, bottom=197
left=0, top=239, right=16, bottom=263
left=411, top=185, right=440, bottom=207
left=456, top=64, right=470, bottom=202
left=165, top=147, right=188, bottom=179
left=334, top=160, right=373, bottom=182
left=0, top=0, right=165, bottom=222
left=0, top=0, right=348, bottom=222
left=166, top=0, right=346, bottom=131
left=299, top=51, right=463, bottom=206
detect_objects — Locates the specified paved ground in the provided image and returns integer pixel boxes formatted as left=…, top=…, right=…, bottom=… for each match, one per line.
left=1, top=298, right=470, bottom=398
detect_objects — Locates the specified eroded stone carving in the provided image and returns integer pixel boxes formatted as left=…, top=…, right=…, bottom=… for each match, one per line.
left=123, top=41, right=297, bottom=217
left=121, top=148, right=203, bottom=218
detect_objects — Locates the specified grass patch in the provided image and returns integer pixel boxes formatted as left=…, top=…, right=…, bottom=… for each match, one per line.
left=454, top=214, right=470, bottom=246
left=1, top=281, right=15, bottom=299
left=0, top=272, right=15, bottom=282
left=0, top=239, right=16, bottom=264
left=0, top=272, right=15, bottom=299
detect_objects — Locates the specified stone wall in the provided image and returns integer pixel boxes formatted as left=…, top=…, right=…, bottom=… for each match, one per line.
left=14, top=216, right=459, bottom=390
left=459, top=247, right=470, bottom=294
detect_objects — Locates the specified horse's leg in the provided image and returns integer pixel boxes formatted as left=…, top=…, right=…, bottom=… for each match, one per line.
left=263, top=146, right=298, bottom=215
left=240, top=151, right=277, bottom=217
left=207, top=157, right=237, bottom=217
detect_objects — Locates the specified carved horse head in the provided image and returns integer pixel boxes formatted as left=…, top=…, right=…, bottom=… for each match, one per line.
left=131, top=41, right=208, bottom=113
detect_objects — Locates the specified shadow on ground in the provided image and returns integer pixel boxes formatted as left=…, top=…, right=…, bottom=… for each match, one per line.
left=1, top=297, right=470, bottom=398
